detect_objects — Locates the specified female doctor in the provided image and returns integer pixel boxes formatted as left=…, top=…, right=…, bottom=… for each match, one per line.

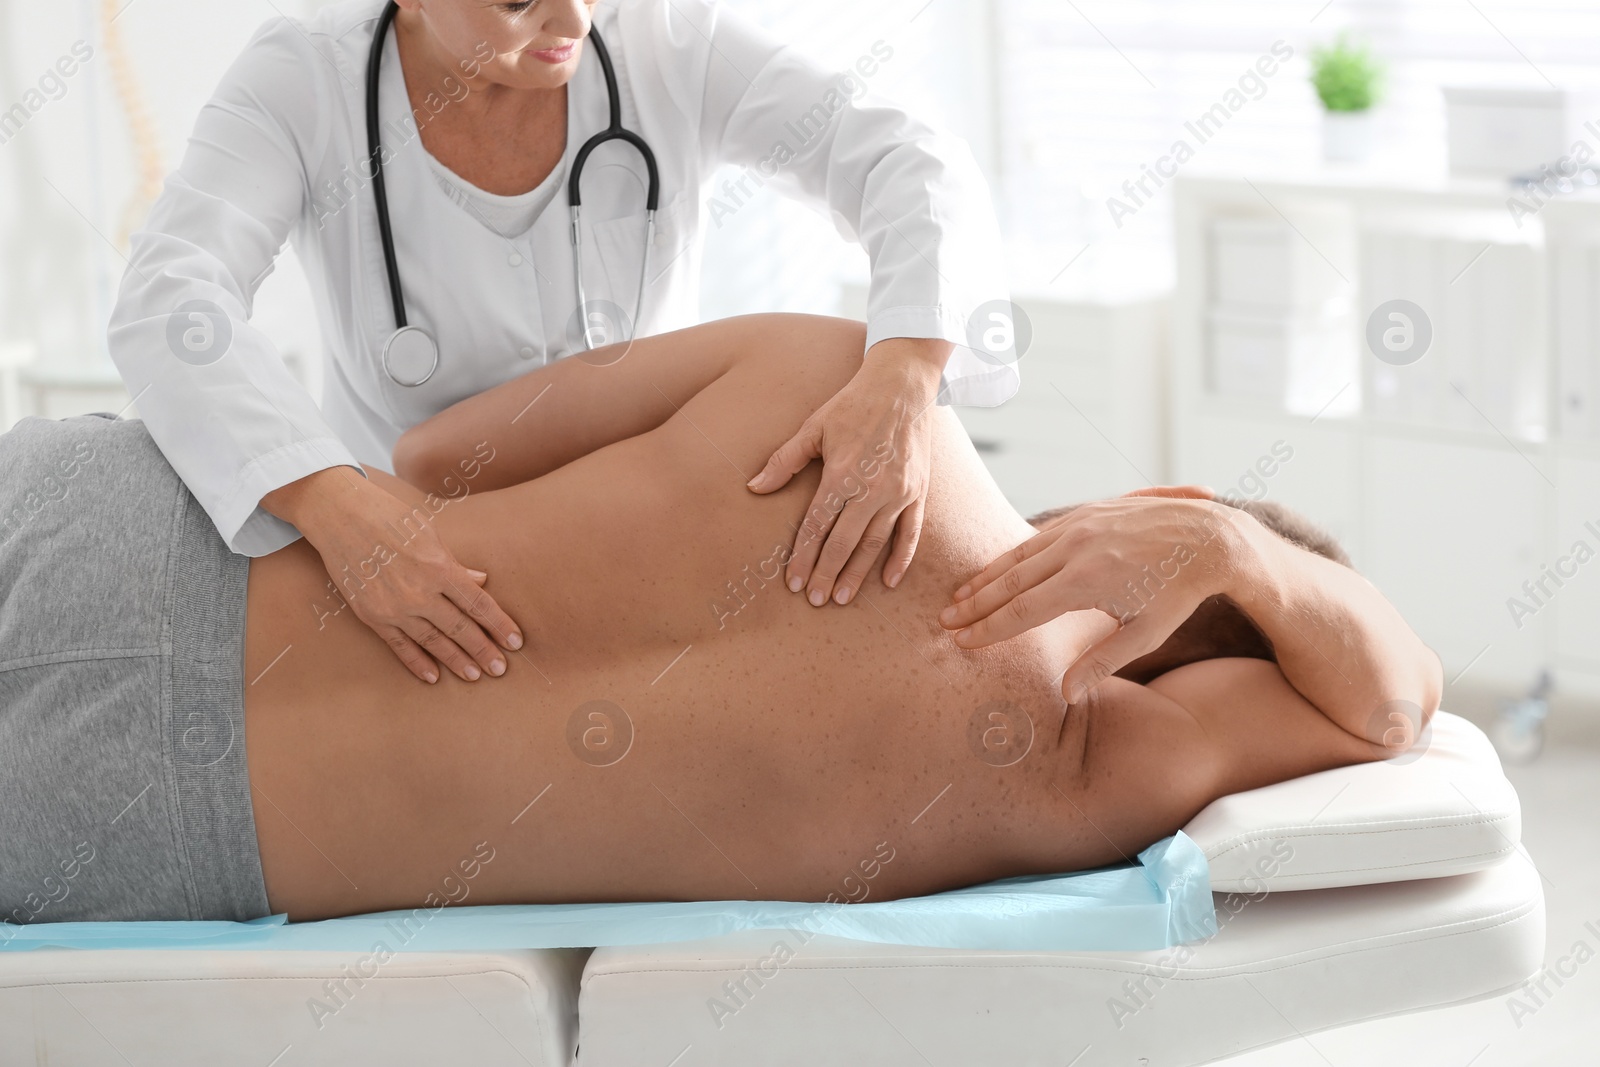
left=108, top=0, right=1015, bottom=685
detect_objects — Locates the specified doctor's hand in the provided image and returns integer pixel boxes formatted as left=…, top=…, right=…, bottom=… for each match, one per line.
left=747, top=337, right=948, bottom=607
left=938, top=486, right=1246, bottom=704
left=262, top=468, right=523, bottom=685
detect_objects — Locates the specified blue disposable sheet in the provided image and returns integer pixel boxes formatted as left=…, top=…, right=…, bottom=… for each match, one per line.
left=0, top=833, right=1213, bottom=954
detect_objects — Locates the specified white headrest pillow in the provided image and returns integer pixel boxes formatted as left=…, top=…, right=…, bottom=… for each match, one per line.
left=1182, top=712, right=1521, bottom=893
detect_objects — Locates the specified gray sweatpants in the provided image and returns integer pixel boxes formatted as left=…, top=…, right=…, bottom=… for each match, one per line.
left=0, top=414, right=270, bottom=929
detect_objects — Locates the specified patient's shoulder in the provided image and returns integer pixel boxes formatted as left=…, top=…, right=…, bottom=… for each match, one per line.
left=1141, top=657, right=1388, bottom=792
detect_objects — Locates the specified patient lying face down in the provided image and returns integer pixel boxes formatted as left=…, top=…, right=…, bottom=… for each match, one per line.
left=235, top=316, right=1443, bottom=921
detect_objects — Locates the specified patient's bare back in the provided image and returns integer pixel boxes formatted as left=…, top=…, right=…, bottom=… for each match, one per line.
left=241, top=316, right=1381, bottom=920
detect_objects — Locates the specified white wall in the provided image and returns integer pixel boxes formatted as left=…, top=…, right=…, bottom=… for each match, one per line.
left=697, top=0, right=999, bottom=323
left=0, top=0, right=329, bottom=392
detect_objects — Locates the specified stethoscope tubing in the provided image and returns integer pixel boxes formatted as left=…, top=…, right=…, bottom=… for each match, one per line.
left=366, top=1, right=410, bottom=343
left=365, top=0, right=660, bottom=386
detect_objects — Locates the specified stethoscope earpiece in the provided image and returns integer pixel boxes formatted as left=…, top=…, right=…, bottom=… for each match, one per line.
left=365, top=1, right=659, bottom=386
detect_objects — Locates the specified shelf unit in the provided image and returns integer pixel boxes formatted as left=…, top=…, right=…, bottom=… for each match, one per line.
left=1172, top=169, right=1600, bottom=694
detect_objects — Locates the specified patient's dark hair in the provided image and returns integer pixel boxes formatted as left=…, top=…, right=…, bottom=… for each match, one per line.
left=1024, top=496, right=1352, bottom=683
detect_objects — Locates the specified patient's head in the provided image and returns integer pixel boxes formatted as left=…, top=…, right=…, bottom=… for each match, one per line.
left=1024, top=494, right=1351, bottom=683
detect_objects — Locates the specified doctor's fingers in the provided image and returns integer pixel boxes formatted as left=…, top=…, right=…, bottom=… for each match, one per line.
left=405, top=601, right=506, bottom=682
left=443, top=570, right=523, bottom=656
left=1060, top=614, right=1171, bottom=706
left=377, top=626, right=443, bottom=685
left=941, top=551, right=1083, bottom=648
left=950, top=525, right=1068, bottom=605
left=747, top=420, right=822, bottom=496
left=799, top=482, right=892, bottom=605
left=783, top=476, right=848, bottom=598
left=882, top=495, right=926, bottom=589
left=1119, top=484, right=1214, bottom=500
left=826, top=507, right=903, bottom=606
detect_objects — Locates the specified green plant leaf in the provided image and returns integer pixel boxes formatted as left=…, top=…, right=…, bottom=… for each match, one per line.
left=1309, top=34, right=1383, bottom=112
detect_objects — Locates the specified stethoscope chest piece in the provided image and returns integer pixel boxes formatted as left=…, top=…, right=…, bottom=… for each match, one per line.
left=382, top=325, right=439, bottom=387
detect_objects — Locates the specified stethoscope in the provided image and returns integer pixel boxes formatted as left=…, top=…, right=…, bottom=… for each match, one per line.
left=365, top=0, right=660, bottom=387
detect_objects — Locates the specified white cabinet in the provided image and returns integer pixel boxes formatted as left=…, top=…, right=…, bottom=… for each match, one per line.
left=1547, top=209, right=1600, bottom=445
left=1209, top=212, right=1351, bottom=315
left=1359, top=434, right=1550, bottom=686
left=1360, top=228, right=1545, bottom=438
left=1172, top=171, right=1592, bottom=691
left=1553, top=451, right=1600, bottom=674
left=1170, top=409, right=1361, bottom=560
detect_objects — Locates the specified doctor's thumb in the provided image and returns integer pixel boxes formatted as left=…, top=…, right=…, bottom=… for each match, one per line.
left=747, top=425, right=821, bottom=494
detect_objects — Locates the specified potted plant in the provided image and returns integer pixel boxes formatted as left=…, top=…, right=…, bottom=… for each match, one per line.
left=1310, top=35, right=1383, bottom=163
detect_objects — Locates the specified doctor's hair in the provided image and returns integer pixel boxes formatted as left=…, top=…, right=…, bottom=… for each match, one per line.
left=1023, top=495, right=1352, bottom=683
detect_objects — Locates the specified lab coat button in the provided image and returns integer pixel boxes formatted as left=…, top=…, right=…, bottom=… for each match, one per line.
left=519, top=346, right=537, bottom=360
left=508, top=252, right=523, bottom=266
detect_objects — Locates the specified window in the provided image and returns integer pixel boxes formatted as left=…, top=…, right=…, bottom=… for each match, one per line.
left=706, top=0, right=1600, bottom=311
left=701, top=0, right=997, bottom=320
left=998, top=0, right=1600, bottom=288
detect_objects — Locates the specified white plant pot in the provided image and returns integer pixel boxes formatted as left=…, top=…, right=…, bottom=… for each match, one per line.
left=1322, top=109, right=1373, bottom=163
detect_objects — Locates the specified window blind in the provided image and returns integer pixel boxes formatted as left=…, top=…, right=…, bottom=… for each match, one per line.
left=997, top=0, right=1600, bottom=288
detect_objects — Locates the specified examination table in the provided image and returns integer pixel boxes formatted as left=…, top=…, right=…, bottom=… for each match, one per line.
left=0, top=713, right=1542, bottom=1066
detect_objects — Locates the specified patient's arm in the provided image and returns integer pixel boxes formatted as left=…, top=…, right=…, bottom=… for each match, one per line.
left=1208, top=511, right=1442, bottom=750
left=393, top=315, right=865, bottom=494
left=391, top=322, right=736, bottom=492
left=1048, top=528, right=1443, bottom=863
left=948, top=492, right=1440, bottom=753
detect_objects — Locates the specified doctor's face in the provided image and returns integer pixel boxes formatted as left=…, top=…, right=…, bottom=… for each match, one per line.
left=398, top=0, right=600, bottom=91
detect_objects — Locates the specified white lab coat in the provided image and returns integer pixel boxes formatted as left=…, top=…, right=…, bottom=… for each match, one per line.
left=108, top=0, right=1015, bottom=557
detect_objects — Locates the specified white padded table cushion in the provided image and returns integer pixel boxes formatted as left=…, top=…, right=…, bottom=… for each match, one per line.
left=1185, top=711, right=1520, bottom=892
left=0, top=947, right=587, bottom=1066
left=576, top=856, right=1544, bottom=1067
